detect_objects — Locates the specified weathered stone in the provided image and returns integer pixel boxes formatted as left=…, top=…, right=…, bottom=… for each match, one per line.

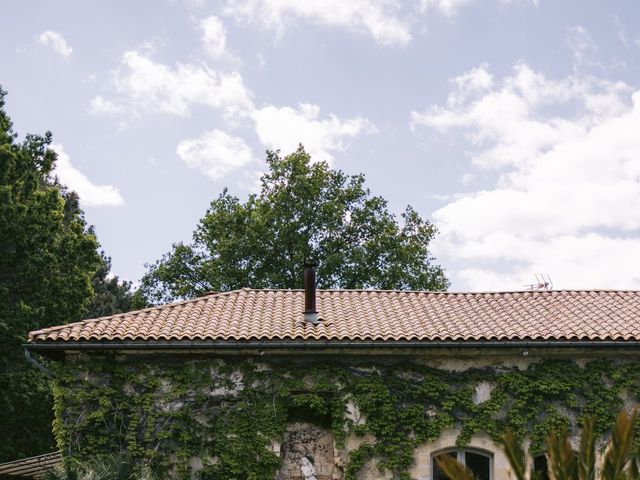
left=279, top=422, right=335, bottom=480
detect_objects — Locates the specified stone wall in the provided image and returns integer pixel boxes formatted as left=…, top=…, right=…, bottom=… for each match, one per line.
left=277, top=422, right=336, bottom=479
left=51, top=348, right=640, bottom=479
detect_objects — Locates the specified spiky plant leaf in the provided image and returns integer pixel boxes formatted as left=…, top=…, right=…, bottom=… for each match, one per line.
left=578, top=417, right=596, bottom=480
left=44, top=464, right=79, bottom=480
left=500, top=428, right=528, bottom=480
left=602, top=410, right=637, bottom=480
left=547, top=427, right=577, bottom=480
left=436, top=454, right=475, bottom=480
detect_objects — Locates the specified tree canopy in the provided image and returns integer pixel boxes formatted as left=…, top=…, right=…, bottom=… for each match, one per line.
left=83, top=252, right=145, bottom=320
left=0, top=87, right=135, bottom=461
left=140, top=146, right=449, bottom=304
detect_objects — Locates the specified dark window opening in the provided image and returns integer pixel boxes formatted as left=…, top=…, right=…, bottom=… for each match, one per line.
left=432, top=449, right=492, bottom=480
left=465, top=451, right=490, bottom=480
left=433, top=451, right=457, bottom=480
left=286, top=392, right=332, bottom=428
left=534, top=455, right=550, bottom=480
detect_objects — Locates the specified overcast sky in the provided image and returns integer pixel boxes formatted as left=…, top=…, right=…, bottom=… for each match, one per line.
left=2, top=0, right=640, bottom=291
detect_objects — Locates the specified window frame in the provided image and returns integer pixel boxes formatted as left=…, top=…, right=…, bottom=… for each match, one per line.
left=431, top=447, right=494, bottom=480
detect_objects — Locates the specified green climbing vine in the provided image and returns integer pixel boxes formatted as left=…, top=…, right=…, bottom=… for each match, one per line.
left=50, top=354, right=640, bottom=480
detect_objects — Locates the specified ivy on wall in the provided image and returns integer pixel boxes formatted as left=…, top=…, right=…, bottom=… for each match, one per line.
left=51, top=355, right=640, bottom=480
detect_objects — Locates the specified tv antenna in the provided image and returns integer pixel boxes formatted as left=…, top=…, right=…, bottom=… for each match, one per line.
left=524, top=274, right=553, bottom=291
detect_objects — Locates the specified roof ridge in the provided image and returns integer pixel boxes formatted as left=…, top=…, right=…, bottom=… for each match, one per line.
left=213, top=288, right=640, bottom=294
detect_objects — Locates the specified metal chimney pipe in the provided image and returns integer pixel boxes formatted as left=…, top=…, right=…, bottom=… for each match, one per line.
left=303, top=263, right=319, bottom=324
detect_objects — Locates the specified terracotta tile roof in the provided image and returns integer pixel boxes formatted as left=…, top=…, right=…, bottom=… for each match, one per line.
left=0, top=451, right=62, bottom=478
left=27, top=289, right=640, bottom=344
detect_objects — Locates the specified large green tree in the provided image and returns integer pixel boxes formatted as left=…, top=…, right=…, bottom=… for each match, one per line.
left=83, top=252, right=146, bottom=320
left=0, top=87, right=124, bottom=461
left=140, top=146, right=449, bottom=304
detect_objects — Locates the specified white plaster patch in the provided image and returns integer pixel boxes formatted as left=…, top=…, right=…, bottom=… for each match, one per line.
left=345, top=399, right=365, bottom=425
left=356, top=457, right=393, bottom=480
left=188, top=456, right=203, bottom=474
left=473, top=381, right=494, bottom=404
left=158, top=399, right=185, bottom=413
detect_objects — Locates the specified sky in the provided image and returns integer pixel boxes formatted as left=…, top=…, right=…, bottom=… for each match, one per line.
left=1, top=0, right=640, bottom=292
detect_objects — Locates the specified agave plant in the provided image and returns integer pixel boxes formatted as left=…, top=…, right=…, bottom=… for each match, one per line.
left=44, top=456, right=154, bottom=480
left=437, top=410, right=640, bottom=480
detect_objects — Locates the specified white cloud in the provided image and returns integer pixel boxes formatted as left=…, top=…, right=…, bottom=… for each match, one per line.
left=420, top=0, right=474, bottom=17
left=52, top=144, right=125, bottom=207
left=90, top=48, right=253, bottom=117
left=90, top=96, right=125, bottom=115
left=446, top=63, right=494, bottom=106
left=566, top=25, right=596, bottom=64
left=412, top=63, right=640, bottom=290
left=176, top=129, right=253, bottom=180
left=221, top=0, right=538, bottom=42
left=37, top=30, right=72, bottom=57
left=238, top=168, right=264, bottom=193
left=613, top=14, right=630, bottom=48
left=412, top=63, right=631, bottom=168
left=499, top=0, right=539, bottom=6
left=252, top=103, right=376, bottom=164
left=93, top=44, right=376, bottom=178
left=223, top=0, right=412, bottom=46
left=200, top=16, right=228, bottom=59
left=449, top=233, right=640, bottom=292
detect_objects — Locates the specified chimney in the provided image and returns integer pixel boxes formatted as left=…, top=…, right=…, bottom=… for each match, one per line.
left=303, top=263, right=319, bottom=324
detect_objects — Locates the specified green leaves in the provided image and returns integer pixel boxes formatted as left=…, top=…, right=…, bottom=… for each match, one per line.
left=450, top=412, right=637, bottom=480
left=546, top=425, right=578, bottom=480
left=44, top=455, right=153, bottom=480
left=602, top=410, right=638, bottom=480
left=53, top=356, right=640, bottom=480
left=140, top=146, right=449, bottom=303
left=436, top=454, right=475, bottom=480
left=0, top=86, right=143, bottom=461
left=578, top=416, right=596, bottom=480
left=500, top=429, right=528, bottom=480
left=0, top=87, right=104, bottom=461
left=83, top=252, right=143, bottom=320
left=498, top=413, right=638, bottom=480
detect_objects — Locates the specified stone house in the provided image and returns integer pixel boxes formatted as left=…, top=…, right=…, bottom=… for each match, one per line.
left=26, top=271, right=640, bottom=480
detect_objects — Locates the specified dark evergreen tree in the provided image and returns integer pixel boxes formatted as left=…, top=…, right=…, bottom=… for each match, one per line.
left=0, top=86, right=100, bottom=461
left=84, top=252, right=145, bottom=319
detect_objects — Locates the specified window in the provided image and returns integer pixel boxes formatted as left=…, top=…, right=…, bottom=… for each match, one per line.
left=533, top=455, right=550, bottom=480
left=534, top=452, right=577, bottom=480
left=432, top=449, right=492, bottom=480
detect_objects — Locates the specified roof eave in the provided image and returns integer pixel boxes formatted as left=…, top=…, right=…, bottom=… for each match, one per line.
left=24, top=338, right=640, bottom=353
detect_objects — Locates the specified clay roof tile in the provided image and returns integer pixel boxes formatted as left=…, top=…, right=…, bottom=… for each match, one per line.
left=27, top=289, right=640, bottom=344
